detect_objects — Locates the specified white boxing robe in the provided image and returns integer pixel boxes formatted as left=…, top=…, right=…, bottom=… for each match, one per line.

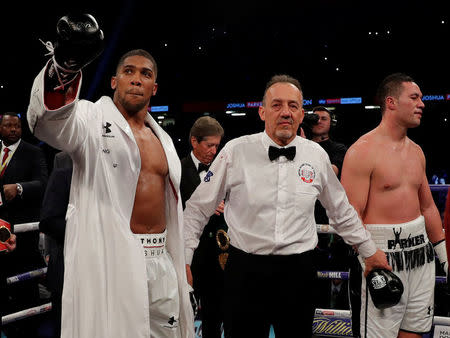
left=27, top=64, right=194, bottom=338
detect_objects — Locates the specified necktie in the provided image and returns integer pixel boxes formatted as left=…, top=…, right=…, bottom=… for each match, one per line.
left=198, top=163, right=210, bottom=173
left=268, top=146, right=296, bottom=161
left=2, top=148, right=10, bottom=165
left=1, top=148, right=10, bottom=177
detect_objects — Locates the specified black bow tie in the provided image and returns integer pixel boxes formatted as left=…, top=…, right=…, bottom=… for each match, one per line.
left=198, top=163, right=210, bottom=173
left=268, top=146, right=296, bottom=161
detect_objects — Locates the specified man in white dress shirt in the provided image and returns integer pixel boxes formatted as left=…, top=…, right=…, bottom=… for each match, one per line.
left=184, top=74, right=390, bottom=337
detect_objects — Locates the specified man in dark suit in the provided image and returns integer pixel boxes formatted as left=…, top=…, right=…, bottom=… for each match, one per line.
left=40, top=151, right=72, bottom=337
left=0, top=112, right=48, bottom=337
left=180, top=116, right=226, bottom=338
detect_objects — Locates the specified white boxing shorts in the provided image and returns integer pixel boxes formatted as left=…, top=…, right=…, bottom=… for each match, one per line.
left=358, top=216, right=435, bottom=338
left=135, top=231, right=181, bottom=338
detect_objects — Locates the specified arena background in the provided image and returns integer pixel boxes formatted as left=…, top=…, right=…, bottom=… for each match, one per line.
left=0, top=0, right=449, bottom=179
left=0, top=1, right=449, bottom=336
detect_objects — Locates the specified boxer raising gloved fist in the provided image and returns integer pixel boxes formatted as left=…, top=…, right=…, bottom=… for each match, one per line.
left=43, top=13, right=104, bottom=91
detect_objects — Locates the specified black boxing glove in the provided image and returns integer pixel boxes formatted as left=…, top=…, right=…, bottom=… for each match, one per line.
left=367, top=269, right=404, bottom=310
left=54, top=14, right=104, bottom=71
left=42, top=14, right=104, bottom=91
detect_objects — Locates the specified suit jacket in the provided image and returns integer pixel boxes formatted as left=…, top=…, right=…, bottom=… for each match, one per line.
left=40, top=151, right=72, bottom=298
left=1, top=139, right=48, bottom=273
left=0, top=140, right=48, bottom=328
left=180, top=155, right=202, bottom=209
left=1, top=139, right=48, bottom=226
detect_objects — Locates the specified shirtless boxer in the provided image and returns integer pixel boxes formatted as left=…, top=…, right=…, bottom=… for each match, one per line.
left=341, top=73, right=448, bottom=338
left=27, top=14, right=193, bottom=338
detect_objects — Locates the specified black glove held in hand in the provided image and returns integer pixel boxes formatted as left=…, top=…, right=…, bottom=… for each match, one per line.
left=42, top=13, right=104, bottom=90
left=367, top=269, right=404, bottom=309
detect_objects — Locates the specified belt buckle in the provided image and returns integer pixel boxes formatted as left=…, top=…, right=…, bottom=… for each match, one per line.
left=216, top=229, right=230, bottom=270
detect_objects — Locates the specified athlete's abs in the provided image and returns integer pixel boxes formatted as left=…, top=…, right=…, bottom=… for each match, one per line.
left=131, top=127, right=169, bottom=234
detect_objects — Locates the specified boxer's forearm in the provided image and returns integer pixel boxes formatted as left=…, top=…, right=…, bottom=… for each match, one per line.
left=423, top=205, right=445, bottom=243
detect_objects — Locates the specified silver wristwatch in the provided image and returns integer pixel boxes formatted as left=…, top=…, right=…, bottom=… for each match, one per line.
left=16, top=183, right=23, bottom=196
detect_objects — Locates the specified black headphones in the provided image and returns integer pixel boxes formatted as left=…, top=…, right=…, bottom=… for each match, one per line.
left=329, top=112, right=337, bottom=127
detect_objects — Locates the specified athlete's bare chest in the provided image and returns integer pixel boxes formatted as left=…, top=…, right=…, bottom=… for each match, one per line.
left=134, top=128, right=168, bottom=176
left=372, top=145, right=423, bottom=191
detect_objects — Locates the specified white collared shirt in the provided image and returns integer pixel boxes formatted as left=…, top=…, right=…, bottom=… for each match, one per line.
left=184, top=131, right=376, bottom=263
left=190, top=151, right=208, bottom=181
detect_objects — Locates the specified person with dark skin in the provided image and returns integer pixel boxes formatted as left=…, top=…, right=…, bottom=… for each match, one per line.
left=0, top=112, right=48, bottom=337
left=0, top=113, right=47, bottom=205
left=27, top=14, right=193, bottom=338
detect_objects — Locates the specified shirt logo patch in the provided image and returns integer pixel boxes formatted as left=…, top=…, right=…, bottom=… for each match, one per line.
left=298, top=163, right=315, bottom=183
left=204, top=170, right=213, bottom=182
left=102, top=122, right=115, bottom=138
left=103, top=122, right=112, bottom=133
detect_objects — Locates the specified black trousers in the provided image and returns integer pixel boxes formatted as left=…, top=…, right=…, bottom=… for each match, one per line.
left=192, top=235, right=226, bottom=338
left=348, top=255, right=363, bottom=338
left=224, top=246, right=317, bottom=338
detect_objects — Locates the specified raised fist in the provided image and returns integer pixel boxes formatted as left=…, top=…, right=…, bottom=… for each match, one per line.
left=54, top=14, right=104, bottom=72
left=44, top=14, right=104, bottom=90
